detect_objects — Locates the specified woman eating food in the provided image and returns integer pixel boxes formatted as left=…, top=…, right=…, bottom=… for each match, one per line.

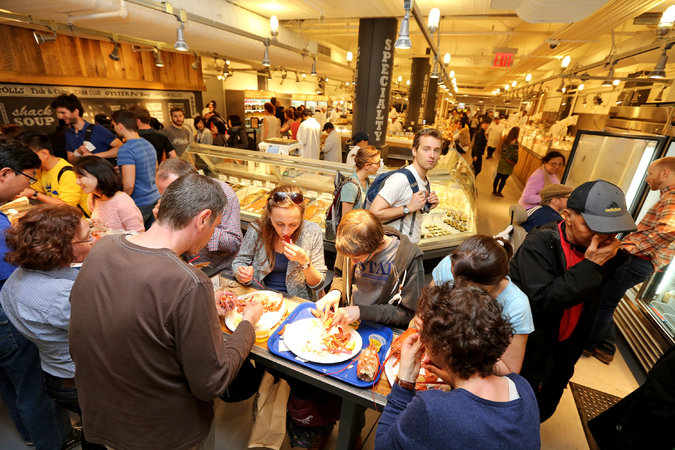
left=375, top=283, right=540, bottom=449
left=232, top=186, right=326, bottom=300
left=74, top=156, right=144, bottom=233
left=0, top=204, right=101, bottom=448
left=430, top=235, right=533, bottom=374
left=316, top=208, right=424, bottom=327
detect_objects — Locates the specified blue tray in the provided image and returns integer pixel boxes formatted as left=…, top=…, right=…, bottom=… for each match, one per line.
left=267, top=302, right=393, bottom=388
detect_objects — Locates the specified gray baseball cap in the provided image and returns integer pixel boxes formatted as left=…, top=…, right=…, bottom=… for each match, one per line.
left=567, top=180, right=637, bottom=234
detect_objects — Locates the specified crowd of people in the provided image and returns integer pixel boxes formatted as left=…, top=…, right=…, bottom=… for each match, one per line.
left=0, top=93, right=672, bottom=450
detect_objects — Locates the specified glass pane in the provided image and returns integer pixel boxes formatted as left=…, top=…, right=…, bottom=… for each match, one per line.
left=636, top=141, right=675, bottom=223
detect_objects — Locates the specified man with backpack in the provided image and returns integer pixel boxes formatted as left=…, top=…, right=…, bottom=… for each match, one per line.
left=369, top=128, right=442, bottom=244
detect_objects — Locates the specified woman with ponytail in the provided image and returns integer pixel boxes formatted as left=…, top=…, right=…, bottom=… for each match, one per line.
left=429, top=235, right=534, bottom=374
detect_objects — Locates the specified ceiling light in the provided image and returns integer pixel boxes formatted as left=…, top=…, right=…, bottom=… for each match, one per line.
left=226, top=60, right=231, bottom=65
left=601, top=68, right=614, bottom=86
left=658, top=5, right=675, bottom=32
left=311, top=56, right=317, bottom=76
left=578, top=83, right=584, bottom=91
left=648, top=47, right=669, bottom=79
left=430, top=58, right=439, bottom=78
left=190, top=54, right=200, bottom=70
left=270, top=15, right=279, bottom=37
left=302, top=73, right=306, bottom=78
left=33, top=31, right=56, bottom=45
left=397, top=75, right=403, bottom=82
left=504, top=84, right=510, bottom=90
left=296, top=72, right=300, bottom=83
left=525, top=73, right=532, bottom=82
left=347, top=51, right=353, bottom=63
left=449, top=70, right=455, bottom=78
left=613, top=79, right=620, bottom=86
left=108, top=39, right=120, bottom=61
left=262, top=39, right=271, bottom=67
left=406, top=80, right=410, bottom=85
left=512, top=81, right=517, bottom=87
left=562, top=86, right=566, bottom=93
left=444, top=53, right=451, bottom=65
left=174, top=21, right=188, bottom=51
left=395, top=0, right=412, bottom=49
left=556, top=79, right=565, bottom=92
left=346, top=81, right=350, bottom=86
left=561, top=55, right=571, bottom=68
left=153, top=47, right=164, bottom=67
left=427, top=7, right=440, bottom=33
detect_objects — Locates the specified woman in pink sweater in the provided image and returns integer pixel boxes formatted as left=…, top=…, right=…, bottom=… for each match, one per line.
left=518, top=151, right=565, bottom=209
left=74, top=156, right=145, bottom=233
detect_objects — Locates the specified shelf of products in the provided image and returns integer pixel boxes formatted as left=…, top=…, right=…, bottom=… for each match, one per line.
left=182, top=144, right=476, bottom=257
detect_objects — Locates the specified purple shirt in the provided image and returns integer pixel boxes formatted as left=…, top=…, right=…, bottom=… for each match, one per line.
left=518, top=167, right=560, bottom=209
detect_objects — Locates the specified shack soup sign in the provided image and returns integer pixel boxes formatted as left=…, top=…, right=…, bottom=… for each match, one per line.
left=0, top=84, right=197, bottom=132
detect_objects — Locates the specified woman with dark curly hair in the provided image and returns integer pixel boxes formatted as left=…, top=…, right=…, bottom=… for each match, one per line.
left=0, top=204, right=103, bottom=449
left=375, top=284, right=540, bottom=449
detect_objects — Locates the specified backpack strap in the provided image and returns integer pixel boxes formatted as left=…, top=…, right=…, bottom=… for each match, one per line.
left=56, top=165, right=74, bottom=183
left=84, top=123, right=94, bottom=142
left=399, top=168, right=429, bottom=237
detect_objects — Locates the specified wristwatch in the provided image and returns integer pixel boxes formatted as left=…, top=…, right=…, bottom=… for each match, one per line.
left=300, top=261, right=311, bottom=270
left=395, top=376, right=416, bottom=391
left=402, top=205, right=410, bottom=215
left=31, top=190, right=38, bottom=199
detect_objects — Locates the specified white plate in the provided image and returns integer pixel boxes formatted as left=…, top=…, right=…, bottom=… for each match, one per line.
left=383, top=348, right=450, bottom=392
left=283, top=318, right=362, bottom=364
left=224, top=291, right=285, bottom=332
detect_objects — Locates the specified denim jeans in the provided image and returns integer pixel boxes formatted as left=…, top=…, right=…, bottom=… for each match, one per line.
left=42, top=372, right=107, bottom=450
left=587, top=254, right=654, bottom=355
left=0, top=307, right=70, bottom=449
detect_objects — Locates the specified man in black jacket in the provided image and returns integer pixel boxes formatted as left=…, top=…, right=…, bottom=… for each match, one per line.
left=510, top=180, right=637, bottom=422
left=471, top=117, right=490, bottom=176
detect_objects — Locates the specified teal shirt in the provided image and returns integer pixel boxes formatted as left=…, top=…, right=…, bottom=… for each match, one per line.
left=339, top=172, right=369, bottom=210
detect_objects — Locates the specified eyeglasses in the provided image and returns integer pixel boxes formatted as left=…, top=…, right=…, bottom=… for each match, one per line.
left=12, top=169, right=37, bottom=184
left=270, top=192, right=304, bottom=205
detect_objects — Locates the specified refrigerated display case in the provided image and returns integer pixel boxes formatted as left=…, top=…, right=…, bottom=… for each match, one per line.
left=243, top=90, right=273, bottom=128
left=182, top=144, right=476, bottom=257
left=562, top=130, right=668, bottom=215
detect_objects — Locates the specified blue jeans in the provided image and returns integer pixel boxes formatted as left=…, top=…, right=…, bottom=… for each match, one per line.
left=0, top=307, right=70, bottom=449
left=587, top=254, right=654, bottom=355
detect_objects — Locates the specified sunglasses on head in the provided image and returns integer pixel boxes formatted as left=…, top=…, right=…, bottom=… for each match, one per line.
left=270, top=191, right=304, bottom=205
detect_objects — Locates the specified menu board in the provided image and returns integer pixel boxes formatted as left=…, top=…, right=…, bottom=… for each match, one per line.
left=0, top=83, right=201, bottom=133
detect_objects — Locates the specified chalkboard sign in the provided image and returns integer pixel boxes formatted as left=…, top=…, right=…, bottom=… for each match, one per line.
left=0, top=83, right=202, bottom=133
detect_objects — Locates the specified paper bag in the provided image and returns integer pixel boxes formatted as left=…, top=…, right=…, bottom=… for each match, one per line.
left=248, top=372, right=290, bottom=449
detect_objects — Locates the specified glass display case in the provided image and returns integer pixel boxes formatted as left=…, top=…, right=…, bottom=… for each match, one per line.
left=518, top=124, right=573, bottom=158
left=562, top=130, right=668, bottom=215
left=182, top=144, right=476, bottom=257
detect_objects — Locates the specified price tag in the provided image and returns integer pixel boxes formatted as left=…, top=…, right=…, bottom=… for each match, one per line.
left=228, top=176, right=239, bottom=183
left=265, top=181, right=276, bottom=189
left=319, top=192, right=334, bottom=201
left=307, top=190, right=318, bottom=199
left=241, top=178, right=252, bottom=186
left=252, top=180, right=263, bottom=187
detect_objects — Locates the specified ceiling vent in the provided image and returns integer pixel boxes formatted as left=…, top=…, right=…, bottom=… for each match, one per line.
left=516, top=0, right=611, bottom=24
left=317, top=43, right=331, bottom=58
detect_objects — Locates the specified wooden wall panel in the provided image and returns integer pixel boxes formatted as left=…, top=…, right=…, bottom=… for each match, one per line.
left=0, top=24, right=204, bottom=91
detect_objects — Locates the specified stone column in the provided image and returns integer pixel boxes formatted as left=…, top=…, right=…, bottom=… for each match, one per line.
left=405, top=57, right=430, bottom=129
left=423, top=77, right=438, bottom=126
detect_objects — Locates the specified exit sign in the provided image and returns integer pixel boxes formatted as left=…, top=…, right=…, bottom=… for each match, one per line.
left=493, top=53, right=514, bottom=67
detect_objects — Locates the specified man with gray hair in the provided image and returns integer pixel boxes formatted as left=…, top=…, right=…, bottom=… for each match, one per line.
left=155, top=159, right=243, bottom=274
left=69, top=174, right=262, bottom=449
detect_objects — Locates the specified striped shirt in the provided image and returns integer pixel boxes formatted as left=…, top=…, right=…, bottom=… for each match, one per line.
left=622, top=185, right=675, bottom=270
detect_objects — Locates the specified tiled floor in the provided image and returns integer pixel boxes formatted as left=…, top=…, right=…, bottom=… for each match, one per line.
left=0, top=152, right=645, bottom=450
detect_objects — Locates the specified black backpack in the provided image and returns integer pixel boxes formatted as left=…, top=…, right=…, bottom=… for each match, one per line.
left=325, top=171, right=362, bottom=240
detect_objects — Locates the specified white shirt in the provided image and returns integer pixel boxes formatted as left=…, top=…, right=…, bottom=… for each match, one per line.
left=389, top=107, right=398, bottom=121
left=315, top=111, right=326, bottom=128
left=345, top=145, right=359, bottom=167
left=374, top=165, right=428, bottom=243
left=390, top=120, right=402, bottom=132
left=487, top=122, right=505, bottom=148
left=322, top=130, right=342, bottom=162
left=330, top=109, right=341, bottom=123
left=297, top=117, right=322, bottom=159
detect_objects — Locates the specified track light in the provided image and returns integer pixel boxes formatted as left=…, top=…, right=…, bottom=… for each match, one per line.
left=296, top=71, right=300, bottom=83
left=444, top=53, right=451, bottom=65
left=578, top=83, right=584, bottom=91
left=525, top=73, right=532, bottom=82
left=174, top=21, right=188, bottom=51
left=191, top=54, right=200, bottom=70
left=270, top=15, right=279, bottom=37
left=267, top=69, right=273, bottom=80
left=449, top=70, right=455, bottom=78
left=430, top=58, right=439, bottom=79
left=561, top=55, right=571, bottom=68
left=108, top=39, right=120, bottom=61
left=262, top=39, right=271, bottom=67
left=613, top=79, right=620, bottom=86
left=33, top=31, right=56, bottom=45
left=311, top=56, right=317, bottom=76
left=511, top=81, right=517, bottom=87
left=406, top=80, right=410, bottom=85
left=395, top=0, right=412, bottom=49
left=556, top=79, right=565, bottom=92
left=658, top=6, right=675, bottom=35
left=397, top=75, right=403, bottom=82
left=347, top=51, right=353, bottom=63
left=153, top=48, right=164, bottom=67
left=601, top=68, right=614, bottom=86
left=504, top=84, right=510, bottom=90
left=427, top=7, right=440, bottom=33
left=648, top=47, right=669, bottom=79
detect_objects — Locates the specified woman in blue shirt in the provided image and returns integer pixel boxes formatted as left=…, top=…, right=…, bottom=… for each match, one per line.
left=430, top=235, right=534, bottom=374
left=375, top=284, right=540, bottom=449
left=339, top=146, right=381, bottom=218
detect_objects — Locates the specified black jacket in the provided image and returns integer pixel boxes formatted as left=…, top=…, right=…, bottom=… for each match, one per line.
left=330, top=227, right=424, bottom=327
left=471, top=127, right=487, bottom=157
left=510, top=223, right=627, bottom=391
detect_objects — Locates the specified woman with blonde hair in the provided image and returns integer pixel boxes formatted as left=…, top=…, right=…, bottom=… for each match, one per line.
left=339, top=146, right=381, bottom=219
left=232, top=186, right=326, bottom=300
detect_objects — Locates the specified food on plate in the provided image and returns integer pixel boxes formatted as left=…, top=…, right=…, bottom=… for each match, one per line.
left=357, top=343, right=380, bottom=382
left=386, top=328, right=447, bottom=390
left=389, top=328, right=417, bottom=359
left=236, top=291, right=284, bottom=313
left=302, top=315, right=356, bottom=356
left=215, top=290, right=238, bottom=316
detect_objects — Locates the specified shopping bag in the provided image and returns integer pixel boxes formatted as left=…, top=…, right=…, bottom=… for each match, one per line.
left=248, top=372, right=291, bottom=449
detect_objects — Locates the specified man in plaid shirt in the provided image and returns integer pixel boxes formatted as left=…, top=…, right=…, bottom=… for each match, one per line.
left=155, top=159, right=243, bottom=274
left=585, top=156, right=675, bottom=364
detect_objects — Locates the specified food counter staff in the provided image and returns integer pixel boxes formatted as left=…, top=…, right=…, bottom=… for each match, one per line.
left=232, top=186, right=327, bottom=300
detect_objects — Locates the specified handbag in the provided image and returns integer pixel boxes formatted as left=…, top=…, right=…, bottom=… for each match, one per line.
left=248, top=371, right=291, bottom=450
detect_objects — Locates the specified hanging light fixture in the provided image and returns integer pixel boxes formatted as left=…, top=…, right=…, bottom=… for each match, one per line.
left=406, top=79, right=410, bottom=85
left=427, top=7, right=440, bottom=33
left=511, top=81, right=517, bottom=87
left=33, top=31, right=56, bottom=45
left=578, top=83, right=584, bottom=91
left=658, top=5, right=675, bottom=35
left=430, top=57, right=439, bottom=78
left=395, top=0, right=412, bottom=49
left=270, top=15, right=279, bottom=38
left=556, top=79, right=565, bottom=92
left=190, top=53, right=200, bottom=70
left=525, top=73, right=532, bottom=82
left=262, top=39, right=271, bottom=67
left=601, top=67, right=614, bottom=86
left=444, top=53, right=451, bottom=65
left=174, top=21, right=189, bottom=51
left=561, top=55, right=571, bottom=68
left=311, top=56, right=317, bottom=76
left=449, top=70, right=455, bottom=78
left=648, top=46, right=669, bottom=79
left=504, top=84, right=510, bottom=91
left=153, top=47, right=164, bottom=67
left=108, top=38, right=120, bottom=61
left=347, top=51, right=353, bottom=64
left=267, top=68, right=273, bottom=80
left=296, top=71, right=300, bottom=83
left=613, top=79, right=620, bottom=86
left=397, top=75, right=403, bottom=83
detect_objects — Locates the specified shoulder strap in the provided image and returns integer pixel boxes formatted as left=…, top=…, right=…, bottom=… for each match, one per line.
left=84, top=123, right=94, bottom=141
left=57, top=165, right=74, bottom=183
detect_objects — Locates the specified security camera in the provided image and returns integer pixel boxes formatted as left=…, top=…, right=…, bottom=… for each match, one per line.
left=549, top=42, right=558, bottom=50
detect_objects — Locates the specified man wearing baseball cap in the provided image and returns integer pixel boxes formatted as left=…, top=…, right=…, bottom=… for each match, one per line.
left=510, top=179, right=636, bottom=422
left=522, top=184, right=574, bottom=232
left=345, top=131, right=370, bottom=167
left=586, top=157, right=675, bottom=364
